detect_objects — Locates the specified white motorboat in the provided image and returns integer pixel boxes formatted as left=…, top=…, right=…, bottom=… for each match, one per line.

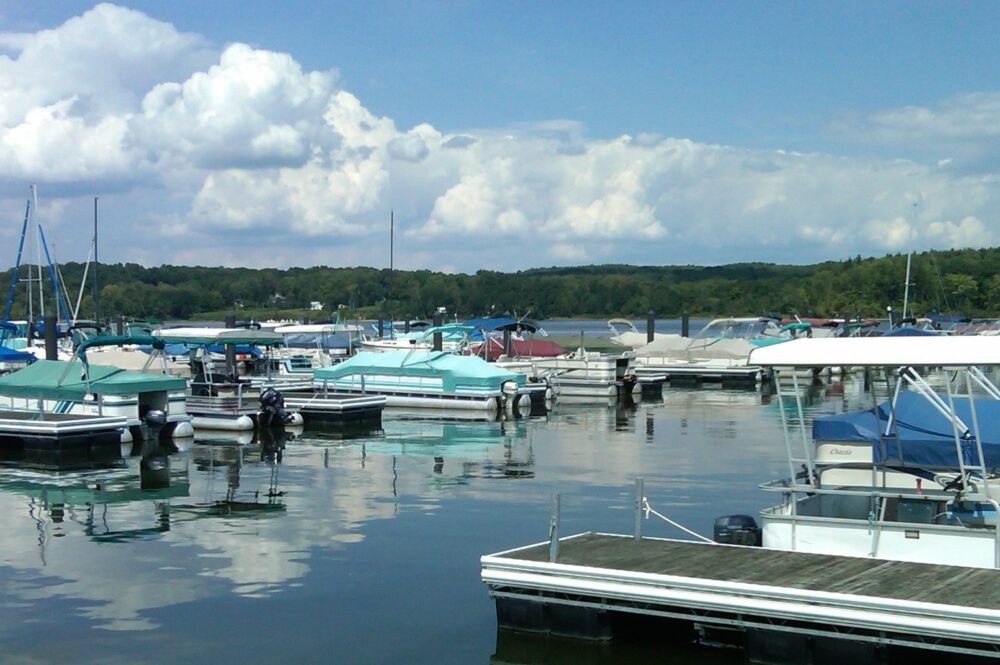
left=730, top=336, right=1000, bottom=569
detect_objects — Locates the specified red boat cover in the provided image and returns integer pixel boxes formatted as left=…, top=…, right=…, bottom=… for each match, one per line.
left=471, top=337, right=567, bottom=360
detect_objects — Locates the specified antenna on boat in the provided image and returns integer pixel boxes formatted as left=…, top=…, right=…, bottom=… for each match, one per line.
left=901, top=201, right=918, bottom=321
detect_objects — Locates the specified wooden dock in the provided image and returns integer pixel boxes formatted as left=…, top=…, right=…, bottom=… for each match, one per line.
left=482, top=532, right=1000, bottom=661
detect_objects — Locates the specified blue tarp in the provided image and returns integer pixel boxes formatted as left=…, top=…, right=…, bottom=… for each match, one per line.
left=813, top=391, right=1000, bottom=468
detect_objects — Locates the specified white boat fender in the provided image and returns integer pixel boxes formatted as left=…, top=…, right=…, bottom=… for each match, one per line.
left=173, top=421, right=195, bottom=438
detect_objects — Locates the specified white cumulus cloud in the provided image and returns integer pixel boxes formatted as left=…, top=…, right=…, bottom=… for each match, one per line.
left=0, top=4, right=998, bottom=272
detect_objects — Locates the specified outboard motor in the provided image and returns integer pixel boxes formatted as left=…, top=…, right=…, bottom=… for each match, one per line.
left=140, top=408, right=171, bottom=446
left=713, top=514, right=762, bottom=546
left=621, top=374, right=638, bottom=400
left=259, top=387, right=294, bottom=427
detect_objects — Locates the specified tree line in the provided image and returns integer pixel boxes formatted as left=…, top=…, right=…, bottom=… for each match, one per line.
left=4, top=247, right=999, bottom=322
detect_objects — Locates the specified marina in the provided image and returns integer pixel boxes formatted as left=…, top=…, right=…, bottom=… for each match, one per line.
left=0, top=363, right=896, bottom=664
left=1, top=3, right=997, bottom=664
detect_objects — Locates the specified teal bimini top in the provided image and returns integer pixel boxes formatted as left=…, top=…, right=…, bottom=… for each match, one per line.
left=0, top=359, right=186, bottom=400
left=314, top=350, right=524, bottom=392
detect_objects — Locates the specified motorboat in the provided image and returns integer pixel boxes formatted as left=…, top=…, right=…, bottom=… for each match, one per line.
left=726, top=336, right=1000, bottom=569
left=357, top=323, right=471, bottom=353
left=607, top=318, right=669, bottom=348
left=272, top=322, right=363, bottom=369
left=313, top=348, right=538, bottom=415
left=498, top=347, right=641, bottom=400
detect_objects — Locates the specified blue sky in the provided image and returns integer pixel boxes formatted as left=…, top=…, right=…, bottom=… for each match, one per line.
left=1, top=2, right=998, bottom=271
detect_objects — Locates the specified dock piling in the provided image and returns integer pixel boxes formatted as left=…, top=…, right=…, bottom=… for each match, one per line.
left=548, top=493, right=561, bottom=562
left=682, top=312, right=690, bottom=338
left=634, top=477, right=644, bottom=541
left=433, top=311, right=443, bottom=351
left=43, top=314, right=57, bottom=360
left=224, top=313, right=236, bottom=380
left=646, top=310, right=655, bottom=344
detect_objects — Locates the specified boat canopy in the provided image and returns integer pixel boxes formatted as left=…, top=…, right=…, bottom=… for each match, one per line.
left=314, top=350, right=525, bottom=390
left=881, top=326, right=939, bottom=337
left=813, top=391, right=1000, bottom=468
left=75, top=334, right=165, bottom=356
left=282, top=332, right=353, bottom=349
left=927, top=313, right=971, bottom=325
left=273, top=323, right=363, bottom=334
left=471, top=337, right=566, bottom=360
left=749, top=337, right=1000, bottom=368
left=153, top=327, right=284, bottom=346
left=0, top=359, right=185, bottom=400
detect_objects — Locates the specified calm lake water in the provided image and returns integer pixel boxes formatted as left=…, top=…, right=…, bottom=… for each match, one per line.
left=0, top=376, right=877, bottom=664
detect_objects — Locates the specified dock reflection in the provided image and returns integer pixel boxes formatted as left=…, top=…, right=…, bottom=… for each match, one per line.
left=490, top=629, right=740, bottom=665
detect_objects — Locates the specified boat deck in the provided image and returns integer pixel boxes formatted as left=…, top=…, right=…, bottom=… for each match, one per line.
left=483, top=532, right=1000, bottom=658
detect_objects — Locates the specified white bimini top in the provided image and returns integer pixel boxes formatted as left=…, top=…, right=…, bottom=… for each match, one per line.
left=748, top=336, right=1000, bottom=368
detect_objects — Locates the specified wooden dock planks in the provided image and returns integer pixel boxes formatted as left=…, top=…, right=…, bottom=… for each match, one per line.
left=504, top=532, right=1000, bottom=610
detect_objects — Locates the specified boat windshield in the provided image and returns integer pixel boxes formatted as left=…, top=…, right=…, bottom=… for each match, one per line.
left=694, top=319, right=780, bottom=340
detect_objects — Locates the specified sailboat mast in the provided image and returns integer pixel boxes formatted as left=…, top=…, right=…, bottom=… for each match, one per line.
left=30, top=185, right=45, bottom=322
left=94, top=197, right=99, bottom=325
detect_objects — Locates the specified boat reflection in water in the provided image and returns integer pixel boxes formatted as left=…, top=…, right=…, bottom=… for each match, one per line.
left=302, top=413, right=536, bottom=485
left=0, top=441, right=190, bottom=546
left=185, top=428, right=290, bottom=516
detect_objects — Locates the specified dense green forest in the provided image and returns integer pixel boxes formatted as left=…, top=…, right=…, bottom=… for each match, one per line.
left=4, top=247, right=999, bottom=322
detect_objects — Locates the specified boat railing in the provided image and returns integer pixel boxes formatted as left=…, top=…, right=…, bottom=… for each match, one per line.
left=187, top=379, right=253, bottom=409
left=763, top=349, right=1000, bottom=568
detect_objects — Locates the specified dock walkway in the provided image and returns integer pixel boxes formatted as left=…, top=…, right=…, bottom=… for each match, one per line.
left=482, top=532, right=1000, bottom=660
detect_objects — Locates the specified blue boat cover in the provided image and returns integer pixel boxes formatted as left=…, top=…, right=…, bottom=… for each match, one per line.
left=0, top=345, right=35, bottom=363
left=284, top=332, right=353, bottom=349
left=881, top=327, right=939, bottom=337
left=138, top=343, right=262, bottom=358
left=813, top=391, right=1000, bottom=468
left=927, top=313, right=970, bottom=325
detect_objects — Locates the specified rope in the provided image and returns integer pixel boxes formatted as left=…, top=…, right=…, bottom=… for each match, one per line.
left=642, top=497, right=716, bottom=544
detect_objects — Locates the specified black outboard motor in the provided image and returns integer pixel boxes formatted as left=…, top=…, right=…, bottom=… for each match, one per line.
left=140, top=408, right=170, bottom=445
left=259, top=387, right=294, bottom=427
left=713, top=514, right=762, bottom=546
